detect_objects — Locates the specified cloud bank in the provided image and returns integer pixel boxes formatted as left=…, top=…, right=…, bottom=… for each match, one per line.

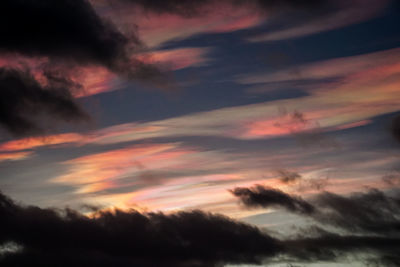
left=1, top=189, right=400, bottom=266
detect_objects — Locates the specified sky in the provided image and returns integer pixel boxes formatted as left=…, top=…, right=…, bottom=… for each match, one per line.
left=0, top=0, right=400, bottom=266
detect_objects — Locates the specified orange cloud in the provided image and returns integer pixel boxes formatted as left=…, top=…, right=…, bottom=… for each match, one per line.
left=71, top=66, right=121, bottom=97
left=51, top=143, right=195, bottom=194
left=0, top=133, right=84, bottom=152
left=0, top=151, right=33, bottom=162
left=137, top=47, right=211, bottom=70
left=0, top=123, right=163, bottom=152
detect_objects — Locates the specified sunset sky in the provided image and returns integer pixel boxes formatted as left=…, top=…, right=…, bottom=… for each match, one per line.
left=1, top=1, right=400, bottom=266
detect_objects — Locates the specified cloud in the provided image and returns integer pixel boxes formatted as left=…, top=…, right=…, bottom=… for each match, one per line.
left=95, top=0, right=341, bottom=48
left=0, top=191, right=281, bottom=267
left=0, top=151, right=33, bottom=163
left=50, top=143, right=202, bottom=194
left=391, top=114, right=400, bottom=143
left=1, top=190, right=400, bottom=266
left=0, top=68, right=89, bottom=137
left=0, top=0, right=175, bottom=137
left=97, top=1, right=264, bottom=48
left=231, top=185, right=400, bottom=265
left=0, top=0, right=133, bottom=72
left=313, top=189, right=400, bottom=235
left=114, top=0, right=325, bottom=16
left=230, top=185, right=316, bottom=215
left=248, top=0, right=390, bottom=42
left=277, top=169, right=302, bottom=184
left=114, top=0, right=389, bottom=43
left=137, top=47, right=212, bottom=70
left=231, top=185, right=400, bottom=236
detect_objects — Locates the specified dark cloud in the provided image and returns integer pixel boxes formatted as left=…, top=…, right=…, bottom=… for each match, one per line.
left=230, top=185, right=400, bottom=265
left=0, top=191, right=281, bottom=267
left=0, top=0, right=170, bottom=80
left=313, top=189, right=400, bottom=235
left=2, top=190, right=400, bottom=266
left=230, top=185, right=316, bottom=215
left=0, top=0, right=172, bottom=136
left=231, top=185, right=400, bottom=236
left=0, top=68, right=89, bottom=136
left=0, top=0, right=131, bottom=71
left=284, top=233, right=400, bottom=266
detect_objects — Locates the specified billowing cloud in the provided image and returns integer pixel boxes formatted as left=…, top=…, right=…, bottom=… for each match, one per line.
left=0, top=68, right=89, bottom=137
left=1, top=189, right=400, bottom=266
left=0, top=0, right=133, bottom=72
left=0, top=191, right=280, bottom=267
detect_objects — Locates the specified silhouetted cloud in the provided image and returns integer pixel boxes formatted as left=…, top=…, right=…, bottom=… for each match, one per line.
left=230, top=185, right=400, bottom=265
left=0, top=191, right=281, bottom=267
left=0, top=0, right=172, bottom=136
left=1, top=190, right=400, bottom=266
left=284, top=233, right=400, bottom=266
left=230, top=185, right=316, bottom=215
left=313, top=189, right=400, bottom=235
left=231, top=185, right=400, bottom=236
left=0, top=68, right=89, bottom=136
left=0, top=0, right=130, bottom=71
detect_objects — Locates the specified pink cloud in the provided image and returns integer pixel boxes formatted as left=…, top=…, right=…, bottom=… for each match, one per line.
left=51, top=143, right=196, bottom=194
left=101, top=3, right=264, bottom=48
left=137, top=47, right=211, bottom=70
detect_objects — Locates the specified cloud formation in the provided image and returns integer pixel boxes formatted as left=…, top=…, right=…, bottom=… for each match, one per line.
left=115, top=0, right=389, bottom=43
left=0, top=191, right=281, bottom=267
left=1, top=190, right=400, bottom=266
left=231, top=185, right=400, bottom=264
left=0, top=68, right=89, bottom=136
left=0, top=0, right=132, bottom=71
left=230, top=185, right=316, bottom=215
left=0, top=0, right=169, bottom=136
left=231, top=185, right=400, bottom=236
